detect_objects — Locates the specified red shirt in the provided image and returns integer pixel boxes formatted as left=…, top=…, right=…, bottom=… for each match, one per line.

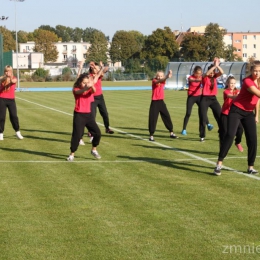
left=188, top=75, right=201, bottom=96
left=93, top=77, right=103, bottom=96
left=201, top=76, right=218, bottom=96
left=233, top=76, right=259, bottom=112
left=73, top=87, right=94, bottom=113
left=221, top=89, right=239, bottom=115
left=0, top=77, right=16, bottom=99
left=151, top=79, right=165, bottom=100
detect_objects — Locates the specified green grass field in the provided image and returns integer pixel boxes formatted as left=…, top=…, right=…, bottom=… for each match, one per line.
left=1, top=85, right=260, bottom=259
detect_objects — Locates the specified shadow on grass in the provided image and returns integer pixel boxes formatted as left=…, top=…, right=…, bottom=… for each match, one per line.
left=117, top=155, right=214, bottom=176
left=0, top=147, right=65, bottom=159
left=20, top=128, right=71, bottom=136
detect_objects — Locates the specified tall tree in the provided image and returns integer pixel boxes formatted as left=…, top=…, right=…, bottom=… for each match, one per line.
left=82, top=27, right=99, bottom=43
left=0, top=26, right=16, bottom=52
left=224, top=45, right=242, bottom=61
left=55, top=25, right=73, bottom=42
left=128, top=30, right=146, bottom=58
left=33, top=29, right=59, bottom=62
left=86, top=31, right=108, bottom=63
left=72, top=27, right=84, bottom=42
left=110, top=30, right=140, bottom=65
left=204, top=23, right=226, bottom=61
left=141, top=27, right=178, bottom=60
left=180, top=33, right=208, bottom=61
left=38, top=25, right=56, bottom=34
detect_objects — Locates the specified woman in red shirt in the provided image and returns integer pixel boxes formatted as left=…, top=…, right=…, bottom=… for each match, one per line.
left=219, top=76, right=244, bottom=151
left=0, top=65, right=23, bottom=140
left=199, top=58, right=223, bottom=142
left=214, top=61, right=260, bottom=176
left=148, top=70, right=178, bottom=141
left=181, top=66, right=213, bottom=136
left=67, top=73, right=102, bottom=161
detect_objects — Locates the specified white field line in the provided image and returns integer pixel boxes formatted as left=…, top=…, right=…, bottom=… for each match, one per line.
left=16, top=97, right=260, bottom=180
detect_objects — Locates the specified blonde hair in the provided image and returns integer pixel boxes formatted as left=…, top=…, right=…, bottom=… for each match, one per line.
left=4, top=65, right=13, bottom=72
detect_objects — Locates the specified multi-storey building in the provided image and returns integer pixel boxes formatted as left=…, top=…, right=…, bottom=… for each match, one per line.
left=178, top=26, right=260, bottom=62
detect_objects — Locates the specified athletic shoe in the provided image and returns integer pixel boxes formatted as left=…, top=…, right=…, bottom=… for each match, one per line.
left=16, top=131, right=24, bottom=140
left=89, top=136, right=93, bottom=143
left=91, top=150, right=101, bottom=159
left=79, top=139, right=85, bottom=145
left=181, top=130, right=187, bottom=135
left=0, top=133, right=3, bottom=140
left=247, top=168, right=258, bottom=175
left=106, top=128, right=114, bottom=134
left=149, top=136, right=155, bottom=142
left=213, top=165, right=222, bottom=176
left=170, top=134, right=179, bottom=139
left=207, top=124, right=214, bottom=131
left=67, top=155, right=74, bottom=162
left=200, top=138, right=205, bottom=142
left=235, top=143, right=243, bottom=152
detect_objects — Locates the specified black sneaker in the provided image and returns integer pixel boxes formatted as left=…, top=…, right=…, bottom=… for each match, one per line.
left=170, top=134, right=179, bottom=139
left=213, top=166, right=222, bottom=176
left=247, top=169, right=258, bottom=175
left=106, top=128, right=114, bottom=134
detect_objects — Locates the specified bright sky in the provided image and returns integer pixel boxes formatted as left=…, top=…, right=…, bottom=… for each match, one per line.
left=1, top=0, right=259, bottom=40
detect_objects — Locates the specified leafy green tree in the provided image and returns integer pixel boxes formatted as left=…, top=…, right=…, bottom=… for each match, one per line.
left=0, top=26, right=16, bottom=52
left=33, top=29, right=59, bottom=62
left=224, top=45, right=242, bottom=61
left=180, top=33, right=208, bottom=61
left=141, top=27, right=178, bottom=60
left=10, top=30, right=29, bottom=43
left=82, top=27, right=99, bottom=43
left=110, top=30, right=140, bottom=65
left=128, top=30, right=146, bottom=58
left=38, top=25, right=56, bottom=34
left=55, top=25, right=73, bottom=42
left=204, top=23, right=226, bottom=61
left=86, top=31, right=108, bottom=63
left=72, top=27, right=84, bottom=42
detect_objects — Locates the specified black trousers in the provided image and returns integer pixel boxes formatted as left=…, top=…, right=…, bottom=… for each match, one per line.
left=0, top=98, right=20, bottom=133
left=92, top=94, right=110, bottom=129
left=182, top=95, right=209, bottom=130
left=148, top=100, right=173, bottom=135
left=70, top=112, right=101, bottom=153
left=219, top=113, right=244, bottom=146
left=218, top=105, right=257, bottom=166
left=199, top=96, right=221, bottom=138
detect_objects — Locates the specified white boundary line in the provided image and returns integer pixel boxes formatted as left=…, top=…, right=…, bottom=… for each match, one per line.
left=16, top=97, right=260, bottom=180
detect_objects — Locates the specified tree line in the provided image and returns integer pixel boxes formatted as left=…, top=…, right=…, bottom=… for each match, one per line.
left=0, top=23, right=242, bottom=78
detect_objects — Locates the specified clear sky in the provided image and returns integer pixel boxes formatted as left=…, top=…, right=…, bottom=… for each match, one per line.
left=1, top=0, right=259, bottom=40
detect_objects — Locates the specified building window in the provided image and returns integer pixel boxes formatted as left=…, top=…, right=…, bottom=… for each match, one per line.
left=26, top=46, right=30, bottom=51
left=73, top=54, right=76, bottom=59
left=253, top=53, right=256, bottom=57
left=72, top=45, right=76, bottom=50
left=253, top=44, right=256, bottom=48
left=63, top=55, right=67, bottom=61
left=237, top=49, right=241, bottom=52
left=72, top=63, right=77, bottom=68
left=83, top=54, right=87, bottom=59
left=243, top=53, right=247, bottom=57
left=63, top=45, right=67, bottom=51
left=243, top=44, right=247, bottom=48
left=83, top=45, right=88, bottom=50
left=254, top=35, right=256, bottom=40
left=235, top=40, right=241, bottom=43
left=243, top=35, right=247, bottom=39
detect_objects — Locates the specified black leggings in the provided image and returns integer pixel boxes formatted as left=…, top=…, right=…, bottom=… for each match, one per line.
left=219, top=113, right=244, bottom=146
left=148, top=100, right=173, bottom=135
left=0, top=98, right=20, bottom=133
left=218, top=105, right=257, bottom=166
left=183, top=95, right=209, bottom=130
left=70, top=112, right=101, bottom=153
left=199, top=96, right=221, bottom=138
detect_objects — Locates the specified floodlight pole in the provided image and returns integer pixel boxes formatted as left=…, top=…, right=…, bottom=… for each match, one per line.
left=10, top=0, right=25, bottom=91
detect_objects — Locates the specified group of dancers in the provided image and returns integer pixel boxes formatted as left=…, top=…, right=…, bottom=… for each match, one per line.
left=149, top=58, right=260, bottom=176
left=1, top=59, right=260, bottom=176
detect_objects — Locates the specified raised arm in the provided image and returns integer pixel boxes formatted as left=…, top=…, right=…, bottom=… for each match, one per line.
left=154, top=70, right=172, bottom=84
left=77, top=61, right=84, bottom=79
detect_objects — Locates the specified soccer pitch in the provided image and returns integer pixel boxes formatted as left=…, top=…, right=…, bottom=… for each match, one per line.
left=0, top=89, right=260, bottom=259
